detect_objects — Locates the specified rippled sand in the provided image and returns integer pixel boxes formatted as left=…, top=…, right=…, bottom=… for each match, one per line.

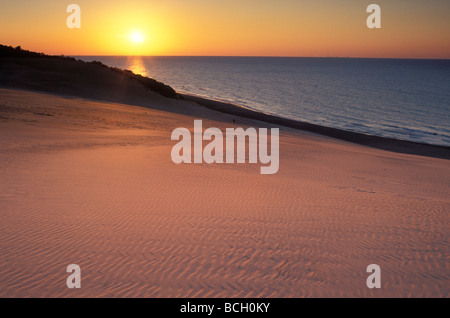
left=0, top=88, right=448, bottom=297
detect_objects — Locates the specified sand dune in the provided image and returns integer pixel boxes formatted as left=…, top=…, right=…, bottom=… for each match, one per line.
left=0, top=88, right=448, bottom=297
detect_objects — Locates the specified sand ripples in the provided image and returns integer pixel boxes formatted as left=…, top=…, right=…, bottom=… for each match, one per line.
left=0, top=90, right=448, bottom=297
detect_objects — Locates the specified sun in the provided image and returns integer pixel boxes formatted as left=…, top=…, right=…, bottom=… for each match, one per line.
left=129, top=31, right=145, bottom=44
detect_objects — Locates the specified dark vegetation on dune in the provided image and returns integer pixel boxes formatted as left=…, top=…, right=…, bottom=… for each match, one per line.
left=0, top=44, right=179, bottom=99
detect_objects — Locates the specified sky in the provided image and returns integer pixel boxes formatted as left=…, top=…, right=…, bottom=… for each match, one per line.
left=0, top=0, right=449, bottom=58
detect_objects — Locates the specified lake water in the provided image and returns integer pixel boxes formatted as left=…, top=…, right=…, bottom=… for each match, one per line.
left=77, top=56, right=450, bottom=146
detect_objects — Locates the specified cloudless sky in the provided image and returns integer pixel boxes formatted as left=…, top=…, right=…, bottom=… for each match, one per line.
left=0, top=0, right=449, bottom=58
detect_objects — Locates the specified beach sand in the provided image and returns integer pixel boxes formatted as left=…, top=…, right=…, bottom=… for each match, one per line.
left=0, top=54, right=449, bottom=297
left=0, top=87, right=448, bottom=297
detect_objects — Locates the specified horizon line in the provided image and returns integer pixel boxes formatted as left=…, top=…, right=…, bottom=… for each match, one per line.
left=2, top=44, right=448, bottom=61
left=68, top=54, right=450, bottom=61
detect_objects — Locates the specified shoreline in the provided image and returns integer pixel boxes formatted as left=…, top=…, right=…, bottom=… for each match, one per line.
left=181, top=93, right=450, bottom=160
left=3, top=82, right=449, bottom=160
left=1, top=47, right=449, bottom=160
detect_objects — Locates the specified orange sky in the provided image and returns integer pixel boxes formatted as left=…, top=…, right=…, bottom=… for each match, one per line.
left=1, top=0, right=449, bottom=58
